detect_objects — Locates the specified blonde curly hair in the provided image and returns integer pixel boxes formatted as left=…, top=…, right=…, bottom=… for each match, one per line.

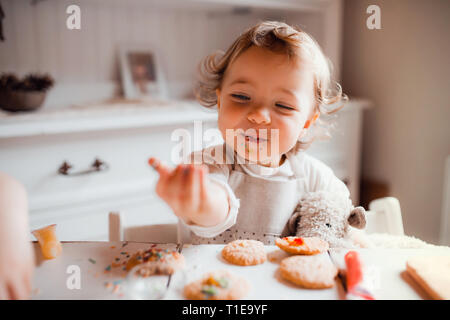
left=194, top=20, right=347, bottom=153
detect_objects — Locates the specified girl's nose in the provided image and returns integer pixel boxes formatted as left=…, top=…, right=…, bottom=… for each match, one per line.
left=247, top=107, right=271, bottom=124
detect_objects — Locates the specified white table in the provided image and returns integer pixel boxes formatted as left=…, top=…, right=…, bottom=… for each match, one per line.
left=30, top=242, right=450, bottom=300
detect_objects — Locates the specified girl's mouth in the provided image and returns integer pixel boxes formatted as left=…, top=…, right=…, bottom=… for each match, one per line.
left=240, top=132, right=268, bottom=144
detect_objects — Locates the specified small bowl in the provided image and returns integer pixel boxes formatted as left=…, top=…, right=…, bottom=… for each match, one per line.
left=0, top=89, right=47, bottom=112
left=123, top=264, right=169, bottom=300
left=122, top=264, right=188, bottom=300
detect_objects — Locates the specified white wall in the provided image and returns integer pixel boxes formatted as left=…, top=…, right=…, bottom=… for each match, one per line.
left=0, top=1, right=236, bottom=105
left=0, top=0, right=329, bottom=108
left=342, top=0, right=450, bottom=244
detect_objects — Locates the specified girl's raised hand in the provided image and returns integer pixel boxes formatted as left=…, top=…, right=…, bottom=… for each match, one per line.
left=148, top=157, right=217, bottom=226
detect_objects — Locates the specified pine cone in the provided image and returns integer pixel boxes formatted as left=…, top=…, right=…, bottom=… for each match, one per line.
left=0, top=73, right=19, bottom=90
left=20, top=73, right=54, bottom=91
left=0, top=73, right=54, bottom=91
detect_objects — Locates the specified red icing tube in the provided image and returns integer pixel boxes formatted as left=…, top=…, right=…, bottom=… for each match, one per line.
left=344, top=251, right=375, bottom=300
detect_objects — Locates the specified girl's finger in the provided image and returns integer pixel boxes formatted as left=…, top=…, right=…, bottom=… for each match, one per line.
left=169, top=164, right=184, bottom=185
left=0, top=282, right=7, bottom=300
left=23, top=274, right=32, bottom=299
left=165, top=165, right=185, bottom=203
left=148, top=157, right=172, bottom=178
left=7, top=281, right=19, bottom=300
left=199, top=166, right=207, bottom=202
left=187, top=165, right=200, bottom=211
left=154, top=160, right=177, bottom=198
left=179, top=165, right=194, bottom=204
left=9, top=277, right=28, bottom=300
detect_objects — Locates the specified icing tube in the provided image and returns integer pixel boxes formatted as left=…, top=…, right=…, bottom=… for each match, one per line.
left=344, top=251, right=376, bottom=300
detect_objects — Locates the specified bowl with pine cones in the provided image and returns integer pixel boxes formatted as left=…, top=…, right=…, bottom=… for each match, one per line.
left=0, top=73, right=54, bottom=112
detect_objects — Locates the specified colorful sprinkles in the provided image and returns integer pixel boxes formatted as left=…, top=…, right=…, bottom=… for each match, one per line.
left=201, top=276, right=229, bottom=298
left=85, top=244, right=178, bottom=298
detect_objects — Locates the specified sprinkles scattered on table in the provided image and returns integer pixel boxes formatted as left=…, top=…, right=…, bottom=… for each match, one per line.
left=125, top=247, right=178, bottom=271
left=103, top=245, right=179, bottom=273
left=104, top=280, right=124, bottom=297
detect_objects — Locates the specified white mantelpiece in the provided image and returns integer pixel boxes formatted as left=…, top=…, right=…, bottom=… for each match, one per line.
left=0, top=99, right=217, bottom=138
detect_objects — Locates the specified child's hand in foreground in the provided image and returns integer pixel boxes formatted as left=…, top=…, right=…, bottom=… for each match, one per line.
left=0, top=172, right=34, bottom=300
left=148, top=158, right=229, bottom=228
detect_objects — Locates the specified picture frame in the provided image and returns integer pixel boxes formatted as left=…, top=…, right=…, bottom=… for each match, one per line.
left=119, top=43, right=168, bottom=101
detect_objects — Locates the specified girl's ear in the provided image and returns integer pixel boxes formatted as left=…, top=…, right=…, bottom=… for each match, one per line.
left=216, top=88, right=221, bottom=110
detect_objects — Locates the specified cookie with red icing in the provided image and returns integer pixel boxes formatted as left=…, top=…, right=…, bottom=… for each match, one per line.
left=275, top=236, right=329, bottom=255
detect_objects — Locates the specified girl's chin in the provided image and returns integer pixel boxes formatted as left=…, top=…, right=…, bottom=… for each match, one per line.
left=235, top=148, right=279, bottom=166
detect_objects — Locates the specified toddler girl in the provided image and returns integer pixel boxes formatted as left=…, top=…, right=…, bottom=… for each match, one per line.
left=150, top=21, right=350, bottom=245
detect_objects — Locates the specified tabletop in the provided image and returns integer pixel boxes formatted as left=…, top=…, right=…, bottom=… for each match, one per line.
left=30, top=241, right=450, bottom=300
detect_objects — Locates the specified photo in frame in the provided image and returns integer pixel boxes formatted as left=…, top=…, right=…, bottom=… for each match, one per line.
left=119, top=44, right=168, bottom=101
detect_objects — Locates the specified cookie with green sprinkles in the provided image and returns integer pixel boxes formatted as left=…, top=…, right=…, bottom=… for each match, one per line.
left=183, top=270, right=250, bottom=300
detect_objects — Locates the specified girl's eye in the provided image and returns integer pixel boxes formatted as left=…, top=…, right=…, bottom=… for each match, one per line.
left=230, top=94, right=250, bottom=101
left=276, top=103, right=295, bottom=111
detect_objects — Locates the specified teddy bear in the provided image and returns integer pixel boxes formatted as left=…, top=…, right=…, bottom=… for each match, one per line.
left=285, top=191, right=370, bottom=248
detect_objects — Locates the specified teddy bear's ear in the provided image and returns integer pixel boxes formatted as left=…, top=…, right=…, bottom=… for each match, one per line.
left=348, top=206, right=366, bottom=229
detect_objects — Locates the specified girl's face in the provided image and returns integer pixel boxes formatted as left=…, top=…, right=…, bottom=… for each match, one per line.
left=216, top=46, right=317, bottom=167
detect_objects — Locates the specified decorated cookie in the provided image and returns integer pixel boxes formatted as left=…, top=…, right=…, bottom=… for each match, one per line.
left=275, top=236, right=329, bottom=255
left=279, top=254, right=338, bottom=289
left=184, top=270, right=250, bottom=300
left=222, top=239, right=267, bottom=266
left=125, top=247, right=185, bottom=276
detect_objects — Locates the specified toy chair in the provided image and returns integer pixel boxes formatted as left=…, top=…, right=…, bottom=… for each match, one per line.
left=108, top=211, right=178, bottom=243
left=365, top=197, right=404, bottom=236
